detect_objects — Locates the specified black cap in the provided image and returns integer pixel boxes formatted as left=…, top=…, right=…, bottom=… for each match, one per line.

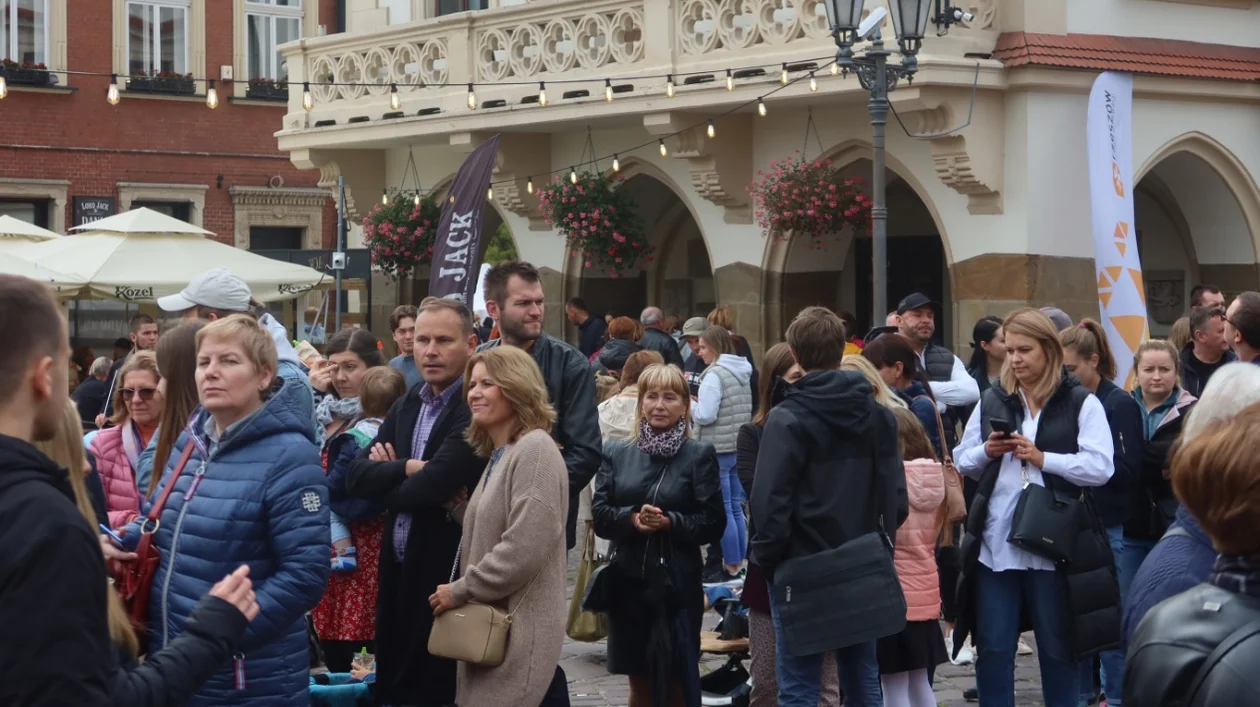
left=864, top=325, right=900, bottom=343
left=896, top=292, right=938, bottom=316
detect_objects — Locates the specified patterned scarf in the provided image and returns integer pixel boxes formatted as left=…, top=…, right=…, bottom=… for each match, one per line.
left=636, top=416, right=688, bottom=458
left=315, top=395, right=363, bottom=447
left=1210, top=554, right=1260, bottom=599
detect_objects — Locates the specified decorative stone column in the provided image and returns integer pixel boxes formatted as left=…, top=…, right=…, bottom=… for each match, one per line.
left=713, top=262, right=768, bottom=358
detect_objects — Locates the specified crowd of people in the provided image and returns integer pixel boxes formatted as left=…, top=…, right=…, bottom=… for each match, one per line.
left=5, top=262, right=1260, bottom=707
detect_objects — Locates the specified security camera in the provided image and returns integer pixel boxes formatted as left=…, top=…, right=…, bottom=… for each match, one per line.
left=858, top=6, right=887, bottom=40
left=952, top=8, right=974, bottom=22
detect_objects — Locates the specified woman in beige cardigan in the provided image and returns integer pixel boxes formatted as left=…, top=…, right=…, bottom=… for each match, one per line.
left=429, top=345, right=570, bottom=707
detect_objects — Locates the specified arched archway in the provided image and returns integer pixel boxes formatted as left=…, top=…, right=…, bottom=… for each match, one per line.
left=761, top=139, right=954, bottom=346
left=566, top=160, right=715, bottom=323
left=1134, top=132, right=1260, bottom=334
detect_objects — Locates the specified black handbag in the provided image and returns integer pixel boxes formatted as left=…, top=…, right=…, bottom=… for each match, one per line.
left=769, top=456, right=905, bottom=657
left=1007, top=461, right=1083, bottom=565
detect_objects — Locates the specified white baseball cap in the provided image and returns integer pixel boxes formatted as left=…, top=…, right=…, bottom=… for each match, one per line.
left=158, top=268, right=253, bottom=313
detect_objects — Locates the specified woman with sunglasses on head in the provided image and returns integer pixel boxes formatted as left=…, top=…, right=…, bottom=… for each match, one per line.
left=91, top=350, right=164, bottom=528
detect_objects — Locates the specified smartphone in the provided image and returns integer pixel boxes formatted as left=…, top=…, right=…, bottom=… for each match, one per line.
left=990, top=419, right=1015, bottom=439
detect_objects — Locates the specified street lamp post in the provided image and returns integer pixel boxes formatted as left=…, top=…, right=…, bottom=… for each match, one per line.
left=822, top=0, right=934, bottom=327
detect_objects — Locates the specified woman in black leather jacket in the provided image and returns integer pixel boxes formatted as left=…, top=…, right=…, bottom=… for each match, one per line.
left=1125, top=401, right=1260, bottom=706
left=593, top=363, right=726, bottom=707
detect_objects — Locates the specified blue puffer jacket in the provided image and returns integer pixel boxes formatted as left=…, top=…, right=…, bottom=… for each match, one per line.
left=123, top=379, right=331, bottom=706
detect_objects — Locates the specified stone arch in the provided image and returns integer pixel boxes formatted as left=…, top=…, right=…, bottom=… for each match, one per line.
left=760, top=138, right=955, bottom=346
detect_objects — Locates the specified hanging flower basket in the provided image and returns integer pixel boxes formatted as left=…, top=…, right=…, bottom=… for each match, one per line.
left=536, top=171, right=651, bottom=278
left=1, top=59, right=51, bottom=87
left=749, top=154, right=873, bottom=248
left=363, top=193, right=442, bottom=280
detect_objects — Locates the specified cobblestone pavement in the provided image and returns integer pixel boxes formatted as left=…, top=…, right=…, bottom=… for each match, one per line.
left=560, top=555, right=1048, bottom=706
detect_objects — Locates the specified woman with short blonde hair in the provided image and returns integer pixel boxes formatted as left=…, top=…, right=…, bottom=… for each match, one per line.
left=92, top=350, right=164, bottom=527
left=593, top=363, right=725, bottom=707
left=429, top=345, right=569, bottom=707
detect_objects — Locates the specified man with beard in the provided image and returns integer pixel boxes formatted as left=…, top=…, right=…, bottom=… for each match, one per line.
left=96, top=312, right=159, bottom=426
left=1180, top=305, right=1236, bottom=398
left=0, top=275, right=112, bottom=703
left=480, top=261, right=601, bottom=551
left=895, top=293, right=979, bottom=448
left=346, top=297, right=483, bottom=707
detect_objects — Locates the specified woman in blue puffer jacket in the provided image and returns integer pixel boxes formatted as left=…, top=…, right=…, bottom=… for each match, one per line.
left=121, top=314, right=331, bottom=706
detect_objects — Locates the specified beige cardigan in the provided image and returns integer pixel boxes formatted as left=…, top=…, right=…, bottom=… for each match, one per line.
left=449, top=428, right=569, bottom=707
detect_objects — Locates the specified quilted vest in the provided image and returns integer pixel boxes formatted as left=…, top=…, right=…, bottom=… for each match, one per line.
left=696, top=364, right=752, bottom=453
left=924, top=342, right=960, bottom=447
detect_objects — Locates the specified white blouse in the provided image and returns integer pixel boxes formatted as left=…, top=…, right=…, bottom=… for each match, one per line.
left=954, top=391, right=1114, bottom=572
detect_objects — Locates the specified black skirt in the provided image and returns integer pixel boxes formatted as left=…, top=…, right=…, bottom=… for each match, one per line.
left=876, top=620, right=948, bottom=674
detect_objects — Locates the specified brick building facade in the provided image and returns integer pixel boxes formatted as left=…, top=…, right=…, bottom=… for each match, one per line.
left=0, top=0, right=341, bottom=250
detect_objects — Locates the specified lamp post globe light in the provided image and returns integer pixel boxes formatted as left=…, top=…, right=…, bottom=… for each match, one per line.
left=822, top=0, right=935, bottom=326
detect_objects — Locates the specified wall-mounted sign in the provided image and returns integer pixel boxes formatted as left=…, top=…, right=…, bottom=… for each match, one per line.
left=73, top=197, right=116, bottom=227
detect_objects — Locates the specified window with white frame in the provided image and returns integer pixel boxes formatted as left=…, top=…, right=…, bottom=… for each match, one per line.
left=1, top=0, right=49, bottom=65
left=246, top=0, right=301, bottom=81
left=126, top=0, right=190, bottom=75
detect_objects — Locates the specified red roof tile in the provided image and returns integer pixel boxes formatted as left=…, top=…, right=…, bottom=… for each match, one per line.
left=993, top=32, right=1260, bottom=82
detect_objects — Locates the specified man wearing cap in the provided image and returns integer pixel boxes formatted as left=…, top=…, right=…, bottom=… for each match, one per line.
left=157, top=268, right=316, bottom=426
left=896, top=292, right=979, bottom=448
left=681, top=316, right=709, bottom=397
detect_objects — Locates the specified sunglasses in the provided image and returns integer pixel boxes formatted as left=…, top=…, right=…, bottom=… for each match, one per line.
left=120, top=387, right=158, bottom=402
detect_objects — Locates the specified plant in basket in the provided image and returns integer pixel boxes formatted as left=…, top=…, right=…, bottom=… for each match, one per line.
left=1, top=58, right=51, bottom=86
left=748, top=153, right=873, bottom=249
left=246, top=77, right=289, bottom=100
left=536, top=171, right=651, bottom=278
left=363, top=192, right=442, bottom=280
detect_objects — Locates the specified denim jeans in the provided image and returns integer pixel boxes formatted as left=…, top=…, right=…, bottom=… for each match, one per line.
left=1094, top=526, right=1125, bottom=706
left=974, top=566, right=1079, bottom=707
left=1117, top=535, right=1157, bottom=598
left=768, top=587, right=882, bottom=707
left=717, top=452, right=747, bottom=566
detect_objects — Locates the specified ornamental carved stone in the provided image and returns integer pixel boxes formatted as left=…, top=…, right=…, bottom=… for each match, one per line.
left=899, top=88, right=1004, bottom=215
left=644, top=112, right=753, bottom=224
left=449, top=132, right=550, bottom=226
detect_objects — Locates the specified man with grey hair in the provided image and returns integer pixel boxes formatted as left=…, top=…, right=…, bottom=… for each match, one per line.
left=73, top=357, right=113, bottom=429
left=1123, top=362, right=1260, bottom=640
left=1040, top=306, right=1073, bottom=332
left=638, top=306, right=685, bottom=369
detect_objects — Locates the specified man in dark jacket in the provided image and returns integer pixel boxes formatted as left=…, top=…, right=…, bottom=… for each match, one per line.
left=346, top=297, right=484, bottom=707
left=751, top=306, right=907, bottom=707
left=896, top=293, right=979, bottom=449
left=681, top=316, right=709, bottom=397
left=1181, top=306, right=1236, bottom=398
left=482, top=262, right=601, bottom=550
left=0, top=274, right=113, bottom=704
left=565, top=296, right=607, bottom=358
left=639, top=306, right=686, bottom=369
left=1225, top=291, right=1260, bottom=364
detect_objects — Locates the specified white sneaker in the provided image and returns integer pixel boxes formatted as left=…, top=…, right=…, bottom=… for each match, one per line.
left=1017, top=637, right=1034, bottom=655
left=947, top=631, right=975, bottom=666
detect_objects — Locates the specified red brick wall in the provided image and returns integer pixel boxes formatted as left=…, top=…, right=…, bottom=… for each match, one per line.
left=0, top=0, right=336, bottom=247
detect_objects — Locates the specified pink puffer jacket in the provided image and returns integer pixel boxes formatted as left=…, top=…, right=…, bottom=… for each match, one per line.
left=895, top=458, right=945, bottom=621
left=90, top=425, right=141, bottom=528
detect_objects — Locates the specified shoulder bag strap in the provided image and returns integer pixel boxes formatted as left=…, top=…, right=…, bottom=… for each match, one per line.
left=134, top=442, right=195, bottom=547
left=1182, top=618, right=1260, bottom=707
left=918, top=396, right=953, bottom=466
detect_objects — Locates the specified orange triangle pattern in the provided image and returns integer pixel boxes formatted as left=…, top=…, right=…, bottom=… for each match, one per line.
left=1105, top=266, right=1123, bottom=282
left=1116, top=241, right=1127, bottom=257
left=1111, top=315, right=1147, bottom=352
left=1129, top=269, right=1146, bottom=306
left=1114, top=222, right=1130, bottom=240
left=1099, top=291, right=1115, bottom=307
left=1098, top=271, right=1112, bottom=289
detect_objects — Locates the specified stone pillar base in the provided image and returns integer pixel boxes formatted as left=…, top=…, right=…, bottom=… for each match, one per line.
left=950, top=253, right=1099, bottom=350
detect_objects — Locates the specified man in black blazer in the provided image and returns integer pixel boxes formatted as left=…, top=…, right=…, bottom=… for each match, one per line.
left=346, top=298, right=483, bottom=707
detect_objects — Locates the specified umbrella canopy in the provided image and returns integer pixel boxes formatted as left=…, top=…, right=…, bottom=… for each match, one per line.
left=0, top=215, right=60, bottom=245
left=16, top=224, right=327, bottom=304
left=69, top=206, right=213, bottom=235
left=0, top=249, right=86, bottom=295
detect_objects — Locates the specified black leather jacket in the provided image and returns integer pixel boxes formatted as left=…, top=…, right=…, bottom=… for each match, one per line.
left=1126, top=582, right=1260, bottom=707
left=479, top=332, right=601, bottom=549
left=592, top=437, right=726, bottom=590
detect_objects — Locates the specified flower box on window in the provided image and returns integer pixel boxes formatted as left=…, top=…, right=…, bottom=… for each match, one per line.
left=246, top=79, right=289, bottom=101
left=1, top=60, right=52, bottom=87
left=128, top=72, right=196, bottom=96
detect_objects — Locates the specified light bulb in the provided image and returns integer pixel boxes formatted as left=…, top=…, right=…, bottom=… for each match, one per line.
left=707, top=120, right=715, bottom=139
left=781, top=63, right=789, bottom=85
left=809, top=74, right=818, bottom=92
left=604, top=78, right=613, bottom=103
left=527, top=177, right=534, bottom=194
left=107, top=75, right=121, bottom=105
left=414, top=192, right=421, bottom=206
left=487, top=186, right=494, bottom=200
left=665, top=74, right=675, bottom=98
left=725, top=69, right=733, bottom=92
left=0, top=75, right=8, bottom=100
left=538, top=82, right=547, bottom=107
left=206, top=79, right=219, bottom=109
left=466, top=83, right=476, bottom=110
left=757, top=98, right=766, bottom=117
left=382, top=191, right=389, bottom=205
left=659, top=139, right=668, bottom=157
left=612, top=155, right=620, bottom=172
left=831, top=63, right=839, bottom=76
left=389, top=83, right=401, bottom=111
left=570, top=168, right=578, bottom=184
left=302, top=82, right=313, bottom=110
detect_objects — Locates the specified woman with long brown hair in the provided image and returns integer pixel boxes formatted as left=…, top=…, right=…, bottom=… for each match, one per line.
left=137, top=319, right=207, bottom=497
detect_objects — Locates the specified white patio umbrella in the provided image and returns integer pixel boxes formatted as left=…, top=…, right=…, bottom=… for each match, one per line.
left=0, top=215, right=60, bottom=251
left=17, top=207, right=328, bottom=303
left=0, top=249, right=86, bottom=295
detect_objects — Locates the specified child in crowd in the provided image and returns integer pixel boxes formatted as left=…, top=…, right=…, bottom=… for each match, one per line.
left=327, top=366, right=407, bottom=572
left=877, top=407, right=949, bottom=707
